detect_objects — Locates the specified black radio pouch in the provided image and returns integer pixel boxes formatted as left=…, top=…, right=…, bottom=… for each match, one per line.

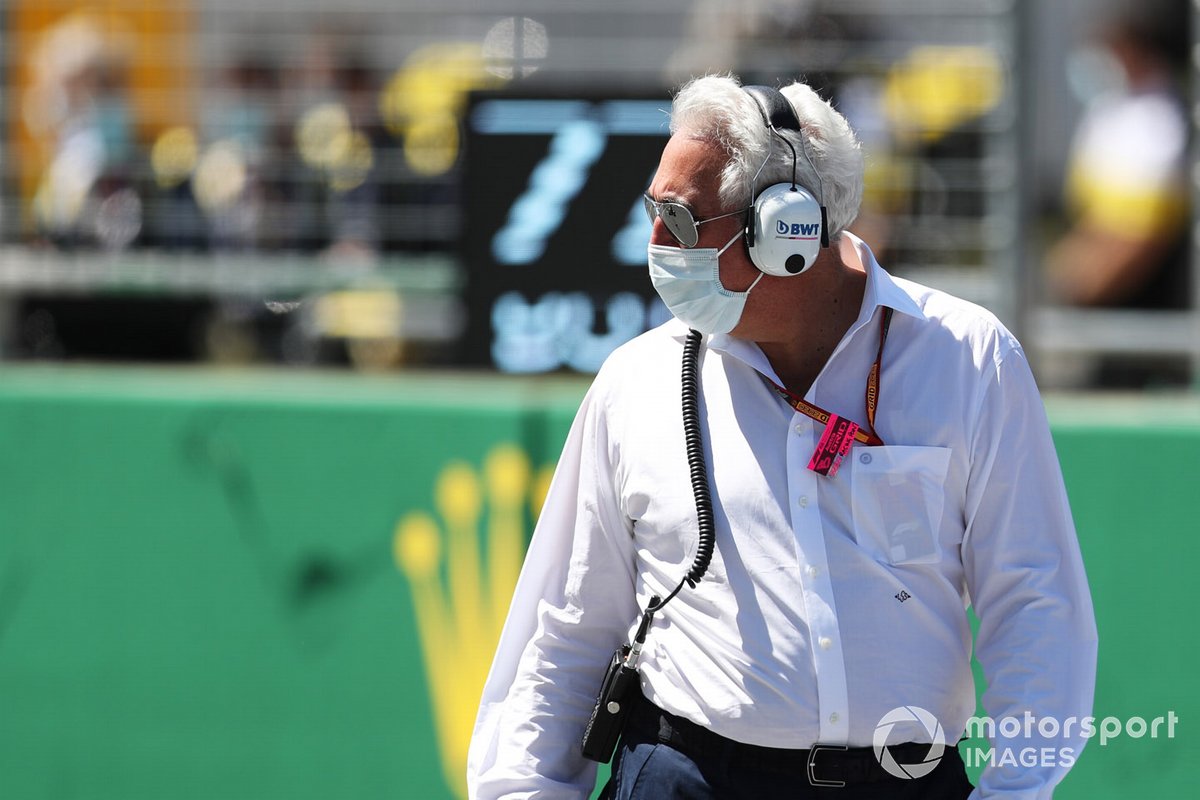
left=579, top=329, right=715, bottom=764
left=579, top=644, right=638, bottom=762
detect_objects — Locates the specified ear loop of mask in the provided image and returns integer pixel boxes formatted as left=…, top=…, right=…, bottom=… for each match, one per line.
left=717, top=229, right=743, bottom=256
left=742, top=271, right=765, bottom=295
left=719, top=229, right=764, bottom=296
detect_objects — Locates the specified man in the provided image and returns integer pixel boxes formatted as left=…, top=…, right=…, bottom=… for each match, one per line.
left=1045, top=8, right=1190, bottom=387
left=468, top=75, right=1097, bottom=799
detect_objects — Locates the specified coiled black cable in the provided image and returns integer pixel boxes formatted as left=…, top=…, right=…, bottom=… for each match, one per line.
left=654, top=329, right=716, bottom=614
left=580, top=330, right=720, bottom=762
left=680, top=328, right=715, bottom=588
left=617, top=329, right=720, bottom=682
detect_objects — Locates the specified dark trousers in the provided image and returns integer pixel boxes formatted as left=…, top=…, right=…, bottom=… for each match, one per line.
left=601, top=699, right=975, bottom=800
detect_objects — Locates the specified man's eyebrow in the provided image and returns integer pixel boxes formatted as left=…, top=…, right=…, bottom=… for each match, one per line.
left=648, top=191, right=692, bottom=210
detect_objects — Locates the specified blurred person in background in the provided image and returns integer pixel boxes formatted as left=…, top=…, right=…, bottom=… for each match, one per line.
left=189, top=54, right=282, bottom=252
left=26, top=13, right=142, bottom=251
left=470, top=74, right=1096, bottom=799
left=1044, top=4, right=1191, bottom=388
left=279, top=33, right=382, bottom=262
left=322, top=54, right=384, bottom=263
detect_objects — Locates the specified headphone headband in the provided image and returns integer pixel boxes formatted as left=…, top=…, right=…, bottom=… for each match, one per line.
left=743, top=85, right=801, bottom=133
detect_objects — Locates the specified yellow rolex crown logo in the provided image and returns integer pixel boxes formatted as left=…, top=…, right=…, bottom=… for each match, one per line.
left=393, top=443, right=553, bottom=798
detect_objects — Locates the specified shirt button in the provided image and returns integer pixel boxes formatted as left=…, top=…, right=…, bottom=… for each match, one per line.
left=794, top=424, right=805, bottom=434
left=860, top=452, right=872, bottom=465
left=829, top=712, right=840, bottom=724
left=818, top=636, right=833, bottom=650
left=807, top=565, right=819, bottom=578
left=797, top=496, right=809, bottom=508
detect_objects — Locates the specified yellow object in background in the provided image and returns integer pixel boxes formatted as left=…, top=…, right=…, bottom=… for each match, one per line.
left=9, top=1, right=195, bottom=224
left=313, top=290, right=404, bottom=340
left=394, top=445, right=555, bottom=798
left=882, top=45, right=1004, bottom=145
left=379, top=43, right=507, bottom=177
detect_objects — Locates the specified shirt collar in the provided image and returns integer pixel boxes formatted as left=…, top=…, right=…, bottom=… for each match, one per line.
left=842, top=231, right=925, bottom=324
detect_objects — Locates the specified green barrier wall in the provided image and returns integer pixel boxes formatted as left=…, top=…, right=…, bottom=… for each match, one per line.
left=1033, top=398, right=1200, bottom=798
left=0, top=367, right=1195, bottom=799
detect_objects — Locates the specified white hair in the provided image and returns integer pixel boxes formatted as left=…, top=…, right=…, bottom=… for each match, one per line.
left=669, top=74, right=864, bottom=239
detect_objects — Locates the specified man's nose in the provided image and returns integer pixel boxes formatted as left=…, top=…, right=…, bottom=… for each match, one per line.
left=649, top=216, right=677, bottom=247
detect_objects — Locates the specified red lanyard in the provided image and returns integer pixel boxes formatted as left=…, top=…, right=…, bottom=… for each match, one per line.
left=767, top=307, right=893, bottom=447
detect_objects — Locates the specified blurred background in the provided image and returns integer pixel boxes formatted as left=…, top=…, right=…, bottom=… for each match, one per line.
left=0, top=0, right=1194, bottom=385
left=0, top=1, right=1196, bottom=798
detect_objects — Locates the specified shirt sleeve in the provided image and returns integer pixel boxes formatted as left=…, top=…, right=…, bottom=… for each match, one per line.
left=961, top=346, right=1099, bottom=798
left=467, top=372, right=641, bottom=800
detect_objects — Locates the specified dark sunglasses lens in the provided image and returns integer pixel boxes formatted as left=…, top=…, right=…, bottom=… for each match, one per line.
left=663, top=204, right=699, bottom=247
left=644, top=196, right=699, bottom=247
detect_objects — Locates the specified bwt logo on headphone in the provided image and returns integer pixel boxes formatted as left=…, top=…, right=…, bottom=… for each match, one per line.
left=776, top=219, right=821, bottom=239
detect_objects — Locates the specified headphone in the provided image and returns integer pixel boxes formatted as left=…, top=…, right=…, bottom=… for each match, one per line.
left=742, top=85, right=830, bottom=276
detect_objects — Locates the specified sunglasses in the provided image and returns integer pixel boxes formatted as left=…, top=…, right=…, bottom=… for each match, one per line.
left=643, top=194, right=747, bottom=248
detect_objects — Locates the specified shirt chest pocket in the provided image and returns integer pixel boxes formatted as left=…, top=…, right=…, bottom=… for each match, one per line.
left=850, top=445, right=951, bottom=565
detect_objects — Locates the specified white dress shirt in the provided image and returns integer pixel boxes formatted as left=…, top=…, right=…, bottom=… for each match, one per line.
left=468, top=233, right=1098, bottom=799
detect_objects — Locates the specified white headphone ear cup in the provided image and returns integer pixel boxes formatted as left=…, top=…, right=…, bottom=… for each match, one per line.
left=746, top=183, right=824, bottom=277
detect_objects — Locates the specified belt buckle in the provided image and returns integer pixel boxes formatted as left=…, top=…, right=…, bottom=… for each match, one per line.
left=806, top=744, right=849, bottom=788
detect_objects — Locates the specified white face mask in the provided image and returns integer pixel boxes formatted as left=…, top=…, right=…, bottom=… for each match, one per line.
left=648, top=230, right=763, bottom=334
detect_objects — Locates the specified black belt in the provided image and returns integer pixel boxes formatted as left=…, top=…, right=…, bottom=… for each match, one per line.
left=627, top=693, right=938, bottom=788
